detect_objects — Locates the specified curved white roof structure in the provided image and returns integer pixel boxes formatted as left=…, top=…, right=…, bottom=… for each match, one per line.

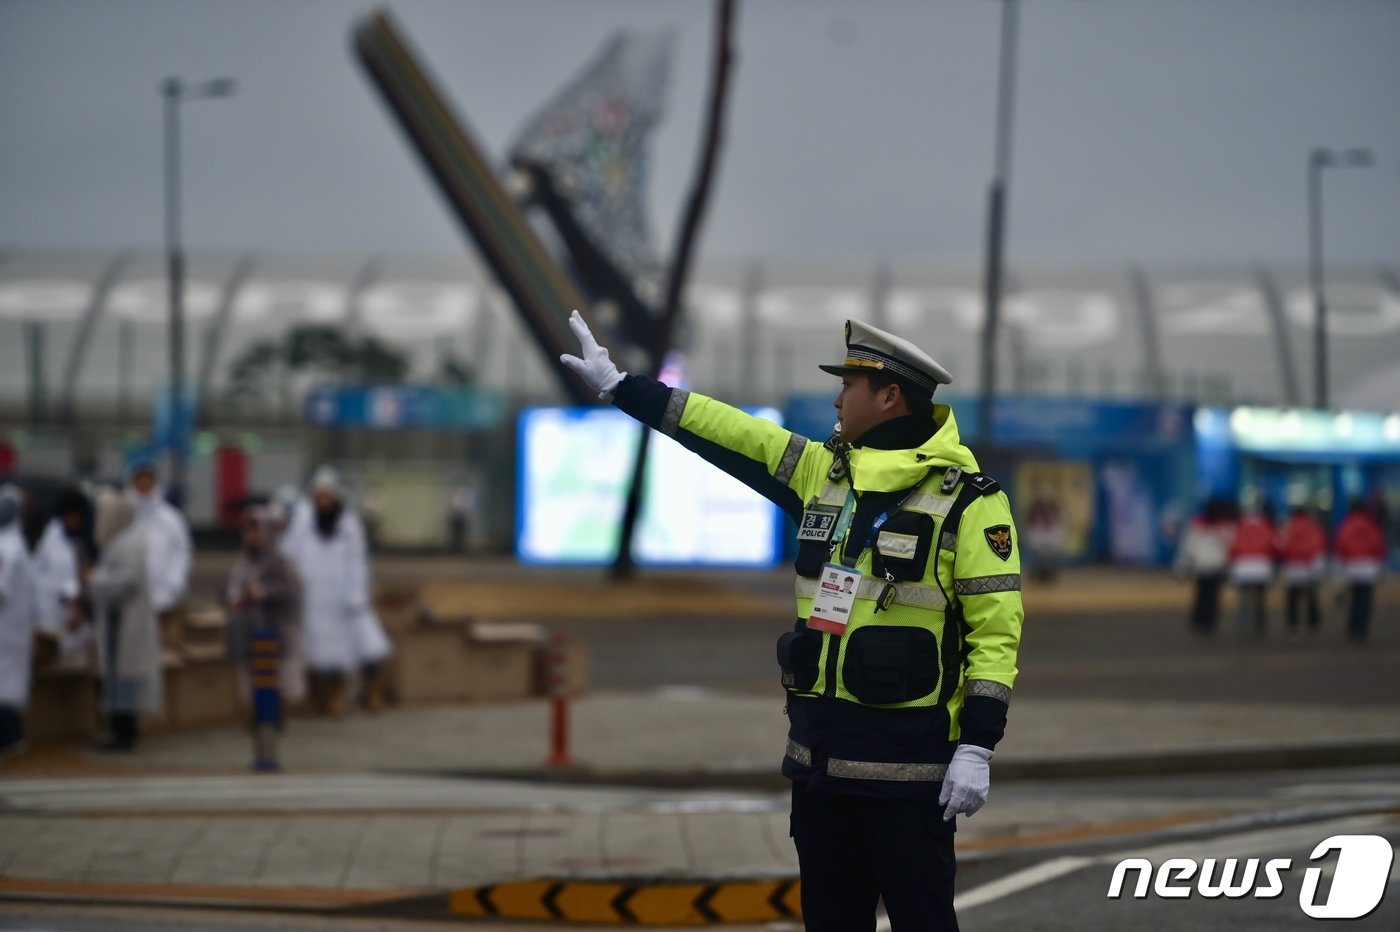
left=1, top=251, right=1396, bottom=420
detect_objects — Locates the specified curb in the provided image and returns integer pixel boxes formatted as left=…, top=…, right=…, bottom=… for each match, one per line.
left=411, top=737, right=1400, bottom=791
left=994, top=738, right=1400, bottom=781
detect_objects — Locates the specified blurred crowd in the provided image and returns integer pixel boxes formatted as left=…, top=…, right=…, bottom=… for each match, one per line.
left=0, top=461, right=390, bottom=762
left=1174, top=495, right=1388, bottom=641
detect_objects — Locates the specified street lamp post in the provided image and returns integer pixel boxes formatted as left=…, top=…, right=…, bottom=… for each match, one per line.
left=978, top=0, right=1020, bottom=448
left=161, top=76, right=234, bottom=507
left=1307, top=146, right=1371, bottom=411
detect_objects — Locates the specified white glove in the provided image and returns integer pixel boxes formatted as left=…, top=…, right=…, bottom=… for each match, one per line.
left=559, top=309, right=626, bottom=400
left=939, top=744, right=994, bottom=821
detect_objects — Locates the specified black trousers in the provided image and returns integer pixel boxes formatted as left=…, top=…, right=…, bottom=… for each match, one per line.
left=109, top=712, right=139, bottom=748
left=791, top=783, right=959, bottom=932
left=1286, top=584, right=1320, bottom=631
left=1191, top=574, right=1224, bottom=633
left=1237, top=583, right=1268, bottom=634
left=1348, top=583, right=1375, bottom=641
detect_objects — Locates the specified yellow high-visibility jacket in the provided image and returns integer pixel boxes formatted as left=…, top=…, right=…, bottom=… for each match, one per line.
left=613, top=375, right=1024, bottom=796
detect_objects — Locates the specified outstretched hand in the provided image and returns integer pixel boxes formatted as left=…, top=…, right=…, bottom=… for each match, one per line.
left=559, top=309, right=626, bottom=400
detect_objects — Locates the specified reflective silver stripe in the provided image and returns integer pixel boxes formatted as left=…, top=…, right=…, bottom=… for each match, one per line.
left=954, top=573, right=1022, bottom=596
left=940, top=531, right=958, bottom=551
left=965, top=679, right=1012, bottom=705
left=816, top=482, right=848, bottom=507
left=786, top=739, right=812, bottom=767
left=660, top=389, right=690, bottom=437
left=875, top=530, right=919, bottom=559
left=794, top=576, right=947, bottom=610
left=774, top=432, right=809, bottom=486
left=904, top=492, right=955, bottom=517
left=827, top=758, right=947, bottom=782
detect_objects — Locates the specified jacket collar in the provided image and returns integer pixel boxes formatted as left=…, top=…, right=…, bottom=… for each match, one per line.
left=853, top=414, right=936, bottom=451
left=846, top=404, right=979, bottom=492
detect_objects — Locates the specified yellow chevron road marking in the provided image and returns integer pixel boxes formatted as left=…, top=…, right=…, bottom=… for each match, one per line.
left=448, top=878, right=802, bottom=924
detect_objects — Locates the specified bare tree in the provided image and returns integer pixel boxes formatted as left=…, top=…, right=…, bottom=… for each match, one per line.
left=613, top=0, right=738, bottom=579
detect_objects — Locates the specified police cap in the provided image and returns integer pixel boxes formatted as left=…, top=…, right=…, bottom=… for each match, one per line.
left=818, top=319, right=953, bottom=397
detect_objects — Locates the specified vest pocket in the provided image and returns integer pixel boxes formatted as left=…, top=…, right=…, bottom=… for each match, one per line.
left=777, top=627, right=822, bottom=692
left=873, top=511, right=935, bottom=581
left=842, top=625, right=939, bottom=705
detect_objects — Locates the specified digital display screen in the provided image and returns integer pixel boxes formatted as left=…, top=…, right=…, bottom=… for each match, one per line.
left=516, top=406, right=785, bottom=566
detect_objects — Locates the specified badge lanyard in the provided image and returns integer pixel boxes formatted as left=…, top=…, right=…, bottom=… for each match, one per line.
left=827, top=490, right=860, bottom=566
left=828, top=470, right=938, bottom=568
left=813, top=495, right=902, bottom=630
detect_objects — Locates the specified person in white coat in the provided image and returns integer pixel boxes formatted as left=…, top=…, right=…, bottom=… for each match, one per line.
left=31, top=509, right=81, bottom=655
left=90, top=487, right=161, bottom=751
left=0, top=485, right=40, bottom=757
left=126, top=458, right=193, bottom=625
left=282, top=468, right=391, bottom=715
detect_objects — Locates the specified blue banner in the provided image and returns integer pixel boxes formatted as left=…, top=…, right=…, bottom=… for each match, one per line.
left=305, top=386, right=505, bottom=431
left=152, top=387, right=196, bottom=456
left=784, top=393, right=1192, bottom=454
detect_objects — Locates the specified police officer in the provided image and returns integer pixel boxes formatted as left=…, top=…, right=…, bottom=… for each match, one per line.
left=563, top=313, right=1025, bottom=931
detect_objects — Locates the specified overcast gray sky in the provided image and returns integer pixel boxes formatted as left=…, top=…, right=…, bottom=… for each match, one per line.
left=1, top=0, right=1396, bottom=267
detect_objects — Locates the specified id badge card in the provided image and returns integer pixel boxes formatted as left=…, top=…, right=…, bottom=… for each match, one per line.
left=797, top=505, right=840, bottom=543
left=808, top=563, right=861, bottom=635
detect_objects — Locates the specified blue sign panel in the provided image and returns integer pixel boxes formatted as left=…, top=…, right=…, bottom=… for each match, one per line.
left=304, top=386, right=505, bottom=431
left=152, top=387, right=196, bottom=454
left=784, top=393, right=1192, bottom=454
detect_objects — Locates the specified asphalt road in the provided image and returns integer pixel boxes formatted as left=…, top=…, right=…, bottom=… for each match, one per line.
left=188, top=554, right=1400, bottom=704
left=948, top=766, right=1400, bottom=930
left=956, top=816, right=1400, bottom=931
left=563, top=600, right=1400, bottom=707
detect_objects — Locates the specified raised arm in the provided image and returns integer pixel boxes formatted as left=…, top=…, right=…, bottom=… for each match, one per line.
left=562, top=310, right=831, bottom=519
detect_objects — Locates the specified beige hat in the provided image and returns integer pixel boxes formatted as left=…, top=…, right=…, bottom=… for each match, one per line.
left=818, top=319, right=953, bottom=396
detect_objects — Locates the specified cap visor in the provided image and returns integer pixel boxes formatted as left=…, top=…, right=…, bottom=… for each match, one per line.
left=818, top=363, right=864, bottom=377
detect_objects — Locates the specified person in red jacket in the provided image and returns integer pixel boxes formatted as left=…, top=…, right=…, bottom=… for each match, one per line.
left=1277, top=506, right=1327, bottom=633
left=1333, top=499, right=1387, bottom=642
left=1229, top=503, right=1276, bottom=635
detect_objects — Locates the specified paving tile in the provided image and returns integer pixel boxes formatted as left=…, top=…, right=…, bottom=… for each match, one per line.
left=256, top=817, right=371, bottom=889
left=340, top=816, right=439, bottom=890
left=759, top=812, right=799, bottom=869
left=433, top=814, right=526, bottom=888
left=600, top=813, right=690, bottom=875
left=167, top=818, right=284, bottom=886
left=84, top=818, right=207, bottom=883
left=0, top=817, right=51, bottom=873
left=4, top=818, right=128, bottom=881
left=682, top=811, right=796, bottom=875
left=517, top=811, right=604, bottom=877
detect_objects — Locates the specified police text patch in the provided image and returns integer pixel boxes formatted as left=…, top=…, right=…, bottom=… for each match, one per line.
left=984, top=525, right=1013, bottom=561
left=797, top=505, right=840, bottom=543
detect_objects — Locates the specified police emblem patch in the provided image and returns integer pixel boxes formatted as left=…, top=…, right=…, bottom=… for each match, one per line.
left=984, top=525, right=1013, bottom=561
